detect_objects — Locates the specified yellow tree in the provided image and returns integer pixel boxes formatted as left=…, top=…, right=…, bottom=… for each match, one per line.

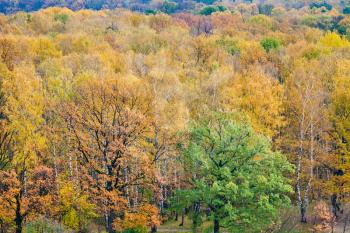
left=284, top=59, right=332, bottom=223
left=0, top=64, right=46, bottom=233
left=328, top=59, right=350, bottom=217
left=221, top=67, right=285, bottom=139
left=0, top=37, right=20, bottom=71
left=0, top=63, right=12, bottom=171
left=144, top=50, right=189, bottom=221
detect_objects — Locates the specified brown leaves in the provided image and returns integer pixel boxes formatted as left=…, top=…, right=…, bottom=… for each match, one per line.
left=64, top=77, right=152, bottom=179
left=0, top=166, right=57, bottom=228
left=173, top=13, right=213, bottom=36
left=27, top=166, right=58, bottom=218
left=312, top=201, right=335, bottom=233
left=60, top=76, right=158, bottom=228
left=149, top=14, right=172, bottom=33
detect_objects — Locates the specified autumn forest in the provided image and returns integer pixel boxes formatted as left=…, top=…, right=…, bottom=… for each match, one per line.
left=1, top=0, right=350, bottom=232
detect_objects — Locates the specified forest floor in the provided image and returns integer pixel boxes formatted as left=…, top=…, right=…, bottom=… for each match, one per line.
left=334, top=211, right=350, bottom=233
left=158, top=217, right=212, bottom=233
left=158, top=211, right=350, bottom=233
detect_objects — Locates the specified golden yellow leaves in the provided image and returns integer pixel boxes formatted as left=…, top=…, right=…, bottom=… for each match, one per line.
left=2, top=64, right=46, bottom=167
left=319, top=32, right=350, bottom=48
left=221, top=69, right=285, bottom=138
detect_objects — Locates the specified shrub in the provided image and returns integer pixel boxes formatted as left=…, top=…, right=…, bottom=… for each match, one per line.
left=54, top=14, right=69, bottom=24
left=122, top=227, right=148, bottom=233
left=25, top=218, right=70, bottom=233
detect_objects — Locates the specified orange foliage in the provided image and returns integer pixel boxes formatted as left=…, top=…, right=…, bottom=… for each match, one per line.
left=113, top=204, right=160, bottom=231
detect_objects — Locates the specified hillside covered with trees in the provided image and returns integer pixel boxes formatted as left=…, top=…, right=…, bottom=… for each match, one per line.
left=1, top=1, right=350, bottom=233
left=2, top=0, right=350, bottom=14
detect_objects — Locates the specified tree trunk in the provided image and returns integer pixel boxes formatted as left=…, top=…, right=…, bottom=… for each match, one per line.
left=23, top=169, right=27, bottom=197
left=0, top=219, right=5, bottom=233
left=179, top=208, right=185, bottom=226
left=193, top=202, right=201, bottom=230
left=297, top=107, right=306, bottom=223
left=214, top=217, right=220, bottom=233
left=105, top=162, right=115, bottom=233
left=175, top=210, right=178, bottom=221
left=151, top=225, right=157, bottom=233
left=15, top=194, right=23, bottom=233
left=106, top=211, right=114, bottom=233
left=124, top=160, right=130, bottom=207
left=300, top=204, right=307, bottom=223
left=160, top=184, right=164, bottom=215
left=303, top=121, right=314, bottom=218
left=343, top=213, right=349, bottom=233
left=105, top=211, right=108, bottom=231
left=53, top=145, right=59, bottom=191
left=331, top=194, right=341, bottom=218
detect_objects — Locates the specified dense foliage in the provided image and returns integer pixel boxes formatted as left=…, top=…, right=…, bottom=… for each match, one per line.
left=1, top=1, right=350, bottom=232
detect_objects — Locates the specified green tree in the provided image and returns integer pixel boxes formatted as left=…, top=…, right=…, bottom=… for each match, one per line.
left=195, top=0, right=217, bottom=4
left=54, top=13, right=69, bottom=24
left=258, top=4, right=274, bottom=16
left=260, top=37, right=280, bottom=52
left=180, top=112, right=293, bottom=233
left=160, top=1, right=178, bottom=14
left=343, top=6, right=350, bottom=14
left=199, top=6, right=227, bottom=15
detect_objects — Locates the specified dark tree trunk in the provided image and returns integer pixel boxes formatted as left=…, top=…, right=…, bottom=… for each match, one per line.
left=192, top=202, right=201, bottom=230
left=179, top=208, right=185, bottom=226
left=214, top=217, right=220, bottom=233
left=105, top=210, right=115, bottom=233
left=15, top=195, right=23, bottom=233
left=106, top=165, right=113, bottom=191
left=0, top=219, right=5, bottom=233
left=175, top=210, right=178, bottom=221
left=109, top=213, right=115, bottom=233
left=331, top=194, right=340, bottom=218
left=105, top=165, right=115, bottom=233
left=300, top=204, right=307, bottom=223
left=151, top=225, right=157, bottom=233
left=343, top=213, right=349, bottom=233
